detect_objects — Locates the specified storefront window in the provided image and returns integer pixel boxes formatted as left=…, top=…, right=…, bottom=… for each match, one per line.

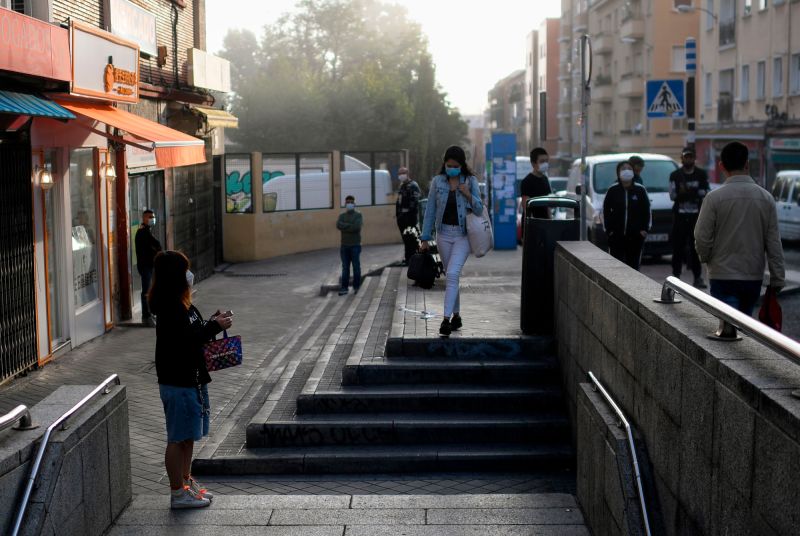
left=69, top=148, right=100, bottom=308
left=44, top=150, right=67, bottom=347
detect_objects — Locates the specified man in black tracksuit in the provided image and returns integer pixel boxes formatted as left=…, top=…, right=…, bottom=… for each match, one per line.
left=396, top=167, right=421, bottom=265
left=669, top=147, right=710, bottom=288
left=135, top=209, right=162, bottom=326
left=603, top=167, right=651, bottom=270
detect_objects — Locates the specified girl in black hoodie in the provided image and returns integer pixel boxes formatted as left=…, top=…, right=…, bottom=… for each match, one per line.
left=149, top=250, right=233, bottom=509
left=603, top=160, right=651, bottom=270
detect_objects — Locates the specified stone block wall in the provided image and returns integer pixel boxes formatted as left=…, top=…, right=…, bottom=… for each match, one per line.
left=555, top=241, right=800, bottom=535
left=0, top=385, right=131, bottom=536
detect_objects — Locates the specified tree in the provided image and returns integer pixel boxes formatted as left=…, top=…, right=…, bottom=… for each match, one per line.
left=220, top=0, right=467, bottom=189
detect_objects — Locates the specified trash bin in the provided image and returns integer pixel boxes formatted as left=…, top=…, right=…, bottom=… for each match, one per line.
left=521, top=196, right=580, bottom=335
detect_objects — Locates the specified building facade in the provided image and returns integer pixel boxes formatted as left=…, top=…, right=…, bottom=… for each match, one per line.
left=525, top=30, right=540, bottom=151
left=696, top=0, right=800, bottom=187
left=487, top=70, right=527, bottom=155
left=536, top=18, right=561, bottom=161
left=0, top=0, right=233, bottom=382
left=560, top=0, right=699, bottom=167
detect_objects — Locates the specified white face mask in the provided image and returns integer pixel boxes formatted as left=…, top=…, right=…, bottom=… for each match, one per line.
left=149, top=217, right=157, bottom=227
left=346, top=203, right=355, bottom=211
left=399, top=174, right=408, bottom=181
left=619, top=169, right=634, bottom=183
left=186, top=270, right=194, bottom=288
left=537, top=162, right=549, bottom=175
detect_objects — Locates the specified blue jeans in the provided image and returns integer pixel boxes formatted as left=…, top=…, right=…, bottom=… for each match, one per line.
left=710, top=279, right=762, bottom=316
left=437, top=225, right=470, bottom=317
left=340, top=245, right=362, bottom=291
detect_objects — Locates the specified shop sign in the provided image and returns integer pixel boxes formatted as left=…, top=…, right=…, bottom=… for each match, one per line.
left=104, top=0, right=157, bottom=57
left=187, top=48, right=231, bottom=93
left=0, top=8, right=70, bottom=81
left=769, top=138, right=800, bottom=150
left=126, top=145, right=158, bottom=169
left=71, top=20, right=139, bottom=103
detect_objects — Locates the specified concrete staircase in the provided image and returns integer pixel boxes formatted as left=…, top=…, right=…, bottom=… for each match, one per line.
left=245, top=336, right=573, bottom=473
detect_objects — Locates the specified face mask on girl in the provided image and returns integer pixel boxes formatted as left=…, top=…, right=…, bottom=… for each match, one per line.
left=186, top=270, right=195, bottom=288
left=619, top=169, right=635, bottom=183
left=445, top=167, right=461, bottom=178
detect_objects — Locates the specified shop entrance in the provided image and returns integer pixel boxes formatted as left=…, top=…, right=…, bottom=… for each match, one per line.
left=129, top=170, right=166, bottom=318
left=0, top=128, right=37, bottom=382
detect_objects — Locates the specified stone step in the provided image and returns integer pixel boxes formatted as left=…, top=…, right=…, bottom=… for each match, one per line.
left=342, top=359, right=560, bottom=386
left=297, top=385, right=563, bottom=414
left=193, top=443, right=575, bottom=475
left=385, top=336, right=555, bottom=359
left=246, top=413, right=571, bottom=448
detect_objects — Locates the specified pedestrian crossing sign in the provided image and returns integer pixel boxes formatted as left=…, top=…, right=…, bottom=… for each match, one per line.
left=646, top=79, right=686, bottom=119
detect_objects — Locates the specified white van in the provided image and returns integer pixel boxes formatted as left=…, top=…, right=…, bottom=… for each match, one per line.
left=263, top=155, right=393, bottom=211
left=567, top=153, right=679, bottom=256
left=771, top=171, right=800, bottom=240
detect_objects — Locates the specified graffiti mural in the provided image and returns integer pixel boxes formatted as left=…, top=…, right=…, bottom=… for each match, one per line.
left=225, top=154, right=252, bottom=213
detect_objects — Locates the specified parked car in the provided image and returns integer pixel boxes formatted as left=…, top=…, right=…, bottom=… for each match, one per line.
left=771, top=170, right=800, bottom=240
left=566, top=153, right=679, bottom=257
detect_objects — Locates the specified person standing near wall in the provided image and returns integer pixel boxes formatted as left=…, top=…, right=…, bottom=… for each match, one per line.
left=396, top=167, right=421, bottom=266
left=420, top=145, right=483, bottom=337
left=695, top=141, right=785, bottom=315
left=669, top=147, right=710, bottom=288
left=149, top=250, right=233, bottom=509
left=135, top=209, right=162, bottom=327
left=337, top=195, right=363, bottom=295
left=603, top=161, right=651, bottom=270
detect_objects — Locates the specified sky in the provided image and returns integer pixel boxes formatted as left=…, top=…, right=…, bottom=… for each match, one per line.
left=206, top=0, right=562, bottom=116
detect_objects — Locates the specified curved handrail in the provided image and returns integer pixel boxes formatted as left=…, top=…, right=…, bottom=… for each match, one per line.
left=588, top=371, right=652, bottom=536
left=11, top=374, right=121, bottom=536
left=658, top=276, right=800, bottom=364
left=0, top=405, right=36, bottom=433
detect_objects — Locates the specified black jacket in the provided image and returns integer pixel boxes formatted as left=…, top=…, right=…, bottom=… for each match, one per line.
left=520, top=173, right=552, bottom=219
left=135, top=225, right=162, bottom=270
left=396, top=180, right=421, bottom=220
left=603, top=182, right=651, bottom=238
left=154, top=303, right=222, bottom=387
left=669, top=167, right=710, bottom=215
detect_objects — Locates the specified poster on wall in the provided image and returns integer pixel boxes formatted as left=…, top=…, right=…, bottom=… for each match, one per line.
left=490, top=132, right=517, bottom=249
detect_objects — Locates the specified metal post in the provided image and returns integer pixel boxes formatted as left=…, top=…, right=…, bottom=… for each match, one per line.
left=685, top=37, right=696, bottom=153
left=579, top=35, right=592, bottom=241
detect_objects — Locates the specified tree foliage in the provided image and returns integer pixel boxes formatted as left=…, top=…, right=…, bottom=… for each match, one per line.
left=220, top=0, right=468, bottom=188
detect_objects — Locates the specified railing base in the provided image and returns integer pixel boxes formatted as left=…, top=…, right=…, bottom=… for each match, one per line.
left=709, top=320, right=741, bottom=341
left=12, top=422, right=38, bottom=431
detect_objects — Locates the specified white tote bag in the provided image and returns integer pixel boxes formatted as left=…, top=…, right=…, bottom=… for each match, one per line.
left=466, top=208, right=494, bottom=258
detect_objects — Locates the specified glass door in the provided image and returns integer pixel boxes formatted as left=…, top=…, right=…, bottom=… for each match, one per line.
left=69, top=148, right=104, bottom=345
left=44, top=150, right=69, bottom=351
left=129, top=171, right=165, bottom=317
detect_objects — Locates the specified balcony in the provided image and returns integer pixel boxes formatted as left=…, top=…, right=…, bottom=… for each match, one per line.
left=617, top=131, right=644, bottom=150
left=620, top=18, right=644, bottom=40
left=574, top=11, right=588, bottom=33
left=618, top=73, right=644, bottom=97
left=719, top=19, right=735, bottom=48
left=593, top=76, right=614, bottom=102
left=592, top=131, right=613, bottom=151
left=593, top=33, right=613, bottom=55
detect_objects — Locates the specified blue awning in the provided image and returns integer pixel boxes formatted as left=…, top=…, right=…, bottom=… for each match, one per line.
left=0, top=90, right=75, bottom=120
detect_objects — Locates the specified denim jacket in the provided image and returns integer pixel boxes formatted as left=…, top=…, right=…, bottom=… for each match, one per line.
left=420, top=174, right=483, bottom=241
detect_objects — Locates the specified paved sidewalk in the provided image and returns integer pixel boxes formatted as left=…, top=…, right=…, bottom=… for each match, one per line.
left=0, top=245, right=403, bottom=495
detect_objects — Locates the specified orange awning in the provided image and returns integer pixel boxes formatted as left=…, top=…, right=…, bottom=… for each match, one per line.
left=53, top=99, right=206, bottom=168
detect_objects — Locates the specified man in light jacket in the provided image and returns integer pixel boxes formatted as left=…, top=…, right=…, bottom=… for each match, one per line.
left=694, top=141, right=785, bottom=315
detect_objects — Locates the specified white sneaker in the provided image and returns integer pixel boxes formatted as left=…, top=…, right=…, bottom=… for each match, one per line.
left=170, top=487, right=211, bottom=509
left=185, top=476, right=214, bottom=499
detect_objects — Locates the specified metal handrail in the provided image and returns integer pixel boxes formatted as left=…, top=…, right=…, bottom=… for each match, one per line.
left=0, top=405, right=37, bottom=433
left=588, top=371, right=652, bottom=536
left=657, top=276, right=800, bottom=364
left=11, top=374, right=121, bottom=536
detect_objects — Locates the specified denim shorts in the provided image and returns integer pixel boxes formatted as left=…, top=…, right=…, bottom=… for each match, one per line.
left=159, top=383, right=210, bottom=443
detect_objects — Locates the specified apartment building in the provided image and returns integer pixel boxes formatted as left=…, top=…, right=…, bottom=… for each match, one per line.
left=560, top=0, right=699, bottom=165
left=487, top=70, right=527, bottom=155
left=525, top=30, right=540, bottom=151
left=697, top=0, right=800, bottom=186
left=532, top=19, right=561, bottom=160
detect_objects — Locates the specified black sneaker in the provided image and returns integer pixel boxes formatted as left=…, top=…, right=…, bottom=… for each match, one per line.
left=450, top=314, right=462, bottom=331
left=439, top=318, right=451, bottom=338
